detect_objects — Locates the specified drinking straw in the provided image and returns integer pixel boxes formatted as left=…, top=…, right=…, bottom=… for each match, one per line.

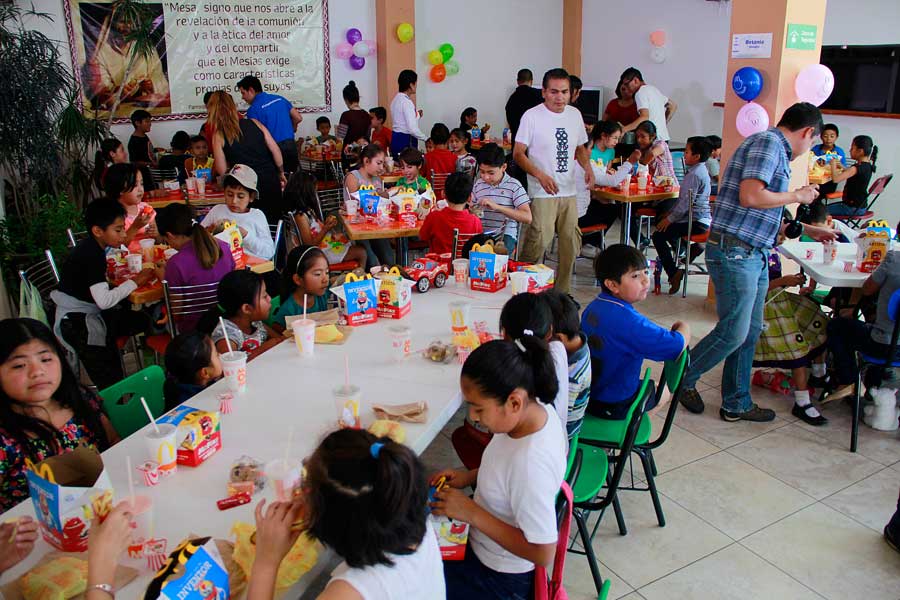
left=219, top=317, right=234, bottom=353
left=126, top=455, right=135, bottom=507
left=303, top=294, right=308, bottom=321
left=141, top=396, right=160, bottom=435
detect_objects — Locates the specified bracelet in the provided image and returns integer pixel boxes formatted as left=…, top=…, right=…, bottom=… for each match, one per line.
left=89, top=583, right=115, bottom=598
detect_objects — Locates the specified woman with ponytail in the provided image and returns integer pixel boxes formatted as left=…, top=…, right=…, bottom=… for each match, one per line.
left=249, top=429, right=445, bottom=600
left=433, top=338, right=566, bottom=600
left=155, top=203, right=235, bottom=331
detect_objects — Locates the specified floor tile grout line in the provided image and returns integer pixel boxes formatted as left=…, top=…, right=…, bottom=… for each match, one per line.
left=818, top=464, right=897, bottom=533
left=735, top=538, right=831, bottom=600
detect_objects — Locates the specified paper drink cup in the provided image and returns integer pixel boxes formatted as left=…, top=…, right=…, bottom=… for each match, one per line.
left=221, top=350, right=248, bottom=394
left=333, top=384, right=362, bottom=429
left=144, top=423, right=178, bottom=476
left=822, top=241, right=837, bottom=265
left=126, top=253, right=143, bottom=274
left=117, top=494, right=153, bottom=544
left=139, top=238, right=155, bottom=262
left=265, top=459, right=302, bottom=502
left=509, top=271, right=530, bottom=295
left=452, top=259, right=468, bottom=284
left=388, top=325, right=412, bottom=361
left=292, top=319, right=315, bottom=357
left=186, top=177, right=197, bottom=192
left=345, top=199, right=359, bottom=216
left=196, top=177, right=206, bottom=195
left=448, top=300, right=472, bottom=333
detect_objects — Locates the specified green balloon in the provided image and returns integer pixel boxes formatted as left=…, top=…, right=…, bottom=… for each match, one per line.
left=439, top=43, right=454, bottom=62
left=445, top=60, right=460, bottom=76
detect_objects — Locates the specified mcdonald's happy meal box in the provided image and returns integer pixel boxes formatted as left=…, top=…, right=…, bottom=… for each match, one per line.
left=469, top=241, right=509, bottom=292
left=158, top=405, right=222, bottom=467
left=330, top=272, right=382, bottom=326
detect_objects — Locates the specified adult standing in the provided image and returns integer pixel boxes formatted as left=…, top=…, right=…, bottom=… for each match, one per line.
left=389, top=70, right=427, bottom=157
left=569, top=75, right=583, bottom=106
left=602, top=79, right=639, bottom=126
left=505, top=68, right=543, bottom=144
left=676, top=103, right=836, bottom=422
left=514, top=68, right=594, bottom=295
left=619, top=67, right=676, bottom=142
left=338, top=81, right=371, bottom=145
left=237, top=75, right=302, bottom=174
left=208, top=91, right=286, bottom=223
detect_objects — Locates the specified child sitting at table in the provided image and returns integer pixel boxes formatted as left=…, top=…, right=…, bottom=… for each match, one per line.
left=282, top=171, right=367, bottom=268
left=543, top=290, right=591, bottom=441
left=249, top=429, right=444, bottom=600
left=636, top=120, right=675, bottom=181
left=273, top=246, right=331, bottom=331
left=344, top=144, right=395, bottom=266
left=826, top=135, right=878, bottom=217
left=200, top=164, right=275, bottom=260
left=583, top=244, right=690, bottom=419
left=163, top=331, right=223, bottom=410
left=706, top=134, right=722, bottom=192
left=589, top=120, right=620, bottom=170
left=395, top=147, right=431, bottom=191
left=185, top=135, right=214, bottom=181
left=0, top=318, right=117, bottom=512
left=449, top=128, right=477, bottom=176
left=471, top=142, right=531, bottom=253
left=157, top=130, right=191, bottom=184
left=53, top=199, right=156, bottom=390
left=369, top=106, right=392, bottom=151
left=812, top=123, right=847, bottom=166
left=92, top=138, right=127, bottom=190
left=418, top=172, right=482, bottom=256
left=651, top=135, right=713, bottom=294
left=315, top=116, right=337, bottom=144
left=424, top=137, right=435, bottom=154
left=424, top=123, right=458, bottom=178
left=202, top=270, right=280, bottom=360
left=104, top=163, right=155, bottom=253
left=435, top=338, right=565, bottom=599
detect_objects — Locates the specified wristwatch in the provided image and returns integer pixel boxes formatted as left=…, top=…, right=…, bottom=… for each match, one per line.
left=89, top=583, right=115, bottom=598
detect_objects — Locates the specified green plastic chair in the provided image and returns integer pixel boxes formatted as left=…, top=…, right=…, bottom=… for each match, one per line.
left=567, top=369, right=652, bottom=600
left=99, top=365, right=166, bottom=439
left=579, top=351, right=690, bottom=530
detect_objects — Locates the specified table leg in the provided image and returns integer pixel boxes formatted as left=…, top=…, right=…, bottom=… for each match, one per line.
left=399, top=237, right=409, bottom=266
left=622, top=203, right=633, bottom=247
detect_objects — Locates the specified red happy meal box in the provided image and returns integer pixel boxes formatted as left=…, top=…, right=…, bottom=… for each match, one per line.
left=157, top=405, right=222, bottom=467
left=508, top=261, right=556, bottom=293
left=468, top=242, right=509, bottom=293
left=430, top=515, right=470, bottom=560
left=374, top=267, right=412, bottom=319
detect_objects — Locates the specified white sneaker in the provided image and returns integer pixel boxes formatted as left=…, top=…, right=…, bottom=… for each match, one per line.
left=581, top=244, right=598, bottom=258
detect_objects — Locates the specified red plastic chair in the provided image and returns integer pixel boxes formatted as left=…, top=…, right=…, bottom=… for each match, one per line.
left=830, top=173, right=893, bottom=228
left=534, top=482, right=574, bottom=600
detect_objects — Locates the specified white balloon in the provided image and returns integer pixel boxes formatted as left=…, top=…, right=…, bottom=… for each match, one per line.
left=352, top=41, right=370, bottom=58
left=650, top=46, right=667, bottom=64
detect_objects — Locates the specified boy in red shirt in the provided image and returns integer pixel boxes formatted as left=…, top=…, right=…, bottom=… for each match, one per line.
left=424, top=123, right=458, bottom=179
left=418, top=172, right=482, bottom=255
left=369, top=107, right=392, bottom=151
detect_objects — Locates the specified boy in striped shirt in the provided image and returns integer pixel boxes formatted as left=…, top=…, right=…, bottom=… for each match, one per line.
left=543, top=290, right=591, bottom=441
left=471, top=143, right=532, bottom=253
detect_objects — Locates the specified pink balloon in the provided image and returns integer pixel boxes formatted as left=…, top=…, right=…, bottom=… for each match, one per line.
left=794, top=64, right=834, bottom=107
left=363, top=40, right=376, bottom=56
left=735, top=102, right=770, bottom=137
left=649, top=30, right=667, bottom=47
left=335, top=42, right=353, bottom=60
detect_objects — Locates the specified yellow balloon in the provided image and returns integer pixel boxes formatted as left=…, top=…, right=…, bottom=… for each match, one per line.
left=428, top=49, right=444, bottom=65
left=396, top=22, right=414, bottom=43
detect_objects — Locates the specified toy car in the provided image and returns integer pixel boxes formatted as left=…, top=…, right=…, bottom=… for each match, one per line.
left=403, top=254, right=449, bottom=293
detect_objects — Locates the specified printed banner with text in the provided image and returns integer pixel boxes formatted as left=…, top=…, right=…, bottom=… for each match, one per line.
left=64, top=0, right=331, bottom=122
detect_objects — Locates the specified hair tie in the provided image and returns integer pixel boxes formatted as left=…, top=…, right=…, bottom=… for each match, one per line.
left=369, top=442, right=384, bottom=459
left=514, top=339, right=526, bottom=352
left=523, top=328, right=534, bottom=336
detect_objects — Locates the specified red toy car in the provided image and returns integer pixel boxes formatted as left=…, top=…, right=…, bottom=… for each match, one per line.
left=403, top=253, right=449, bottom=293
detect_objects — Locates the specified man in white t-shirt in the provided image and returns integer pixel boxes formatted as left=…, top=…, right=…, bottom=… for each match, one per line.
left=513, top=68, right=594, bottom=294
left=620, top=67, right=677, bottom=142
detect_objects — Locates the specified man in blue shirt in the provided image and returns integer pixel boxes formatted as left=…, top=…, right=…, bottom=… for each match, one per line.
left=676, top=103, right=836, bottom=423
left=237, top=75, right=302, bottom=173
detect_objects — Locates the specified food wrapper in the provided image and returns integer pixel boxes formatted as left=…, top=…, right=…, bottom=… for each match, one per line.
left=371, top=401, right=427, bottom=424
left=368, top=419, right=407, bottom=443
left=330, top=273, right=381, bottom=327
left=2, top=553, right=138, bottom=600
left=508, top=261, right=556, bottom=293
left=423, top=341, right=457, bottom=364
left=855, top=219, right=891, bottom=273
left=468, top=241, right=509, bottom=292
left=375, top=267, right=412, bottom=319
left=214, top=221, right=246, bottom=269
left=157, top=405, right=222, bottom=467
left=24, top=445, right=113, bottom=552
left=428, top=515, right=469, bottom=561
left=229, top=456, right=265, bottom=495
left=231, top=523, right=319, bottom=590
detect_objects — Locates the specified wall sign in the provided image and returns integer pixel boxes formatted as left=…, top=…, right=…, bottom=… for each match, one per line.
left=731, top=33, right=773, bottom=59
left=786, top=24, right=817, bottom=50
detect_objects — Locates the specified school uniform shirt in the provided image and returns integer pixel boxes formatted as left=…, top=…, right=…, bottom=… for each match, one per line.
left=370, top=127, right=392, bottom=151
left=200, top=204, right=275, bottom=260
left=418, top=208, right=483, bottom=256
left=812, top=143, right=847, bottom=166
left=549, top=340, right=571, bottom=434
left=424, top=148, right=458, bottom=178
left=567, top=334, right=591, bottom=440
left=273, top=293, right=329, bottom=328
left=842, top=162, right=874, bottom=208
left=472, top=173, right=530, bottom=240
left=634, top=84, right=670, bottom=141
left=329, top=525, right=446, bottom=600
left=581, top=292, right=684, bottom=406
left=59, top=238, right=137, bottom=310
left=470, top=401, right=566, bottom=574
left=246, top=91, right=295, bottom=144
left=211, top=318, right=268, bottom=352
left=516, top=104, right=588, bottom=199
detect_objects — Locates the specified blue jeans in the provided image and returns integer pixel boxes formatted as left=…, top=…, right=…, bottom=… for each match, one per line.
left=827, top=203, right=867, bottom=216
left=444, top=546, right=534, bottom=600
left=682, top=239, right=769, bottom=413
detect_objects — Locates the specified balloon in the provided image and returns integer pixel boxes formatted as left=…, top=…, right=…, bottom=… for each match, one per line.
left=735, top=102, right=770, bottom=137
left=396, top=22, right=414, bottom=43
left=335, top=42, right=353, bottom=60
left=428, top=49, right=444, bottom=65
left=445, top=60, right=460, bottom=76
left=349, top=55, right=365, bottom=70
left=352, top=41, right=370, bottom=57
left=439, top=43, right=455, bottom=62
left=732, top=66, right=763, bottom=101
left=649, top=30, right=666, bottom=47
left=650, top=46, right=667, bottom=64
left=363, top=39, right=376, bottom=56
left=430, top=64, right=446, bottom=83
left=795, top=63, right=834, bottom=106
left=346, top=28, right=362, bottom=45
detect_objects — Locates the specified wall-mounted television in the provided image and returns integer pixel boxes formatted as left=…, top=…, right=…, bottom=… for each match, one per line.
left=820, top=45, right=900, bottom=114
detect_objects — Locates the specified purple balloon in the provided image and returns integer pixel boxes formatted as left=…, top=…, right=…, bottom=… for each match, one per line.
left=346, top=28, right=363, bottom=45
left=349, top=55, right=365, bottom=70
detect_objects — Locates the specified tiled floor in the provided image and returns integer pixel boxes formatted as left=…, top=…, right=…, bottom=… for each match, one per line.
left=420, top=258, right=900, bottom=600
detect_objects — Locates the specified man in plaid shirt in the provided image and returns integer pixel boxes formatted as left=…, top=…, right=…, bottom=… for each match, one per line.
left=676, top=103, right=837, bottom=422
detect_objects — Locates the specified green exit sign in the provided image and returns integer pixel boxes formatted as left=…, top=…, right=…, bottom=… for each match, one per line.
left=786, top=24, right=817, bottom=50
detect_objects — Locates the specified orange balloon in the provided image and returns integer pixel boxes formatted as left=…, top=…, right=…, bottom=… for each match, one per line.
left=430, top=64, right=447, bottom=83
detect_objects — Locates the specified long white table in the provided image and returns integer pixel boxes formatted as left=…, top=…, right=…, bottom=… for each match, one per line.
left=1, top=284, right=513, bottom=598
left=778, top=240, right=869, bottom=287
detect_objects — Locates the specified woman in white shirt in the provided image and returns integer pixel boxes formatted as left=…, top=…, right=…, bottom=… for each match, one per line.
left=389, top=69, right=427, bottom=157
left=432, top=338, right=567, bottom=600
left=248, top=429, right=445, bottom=600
